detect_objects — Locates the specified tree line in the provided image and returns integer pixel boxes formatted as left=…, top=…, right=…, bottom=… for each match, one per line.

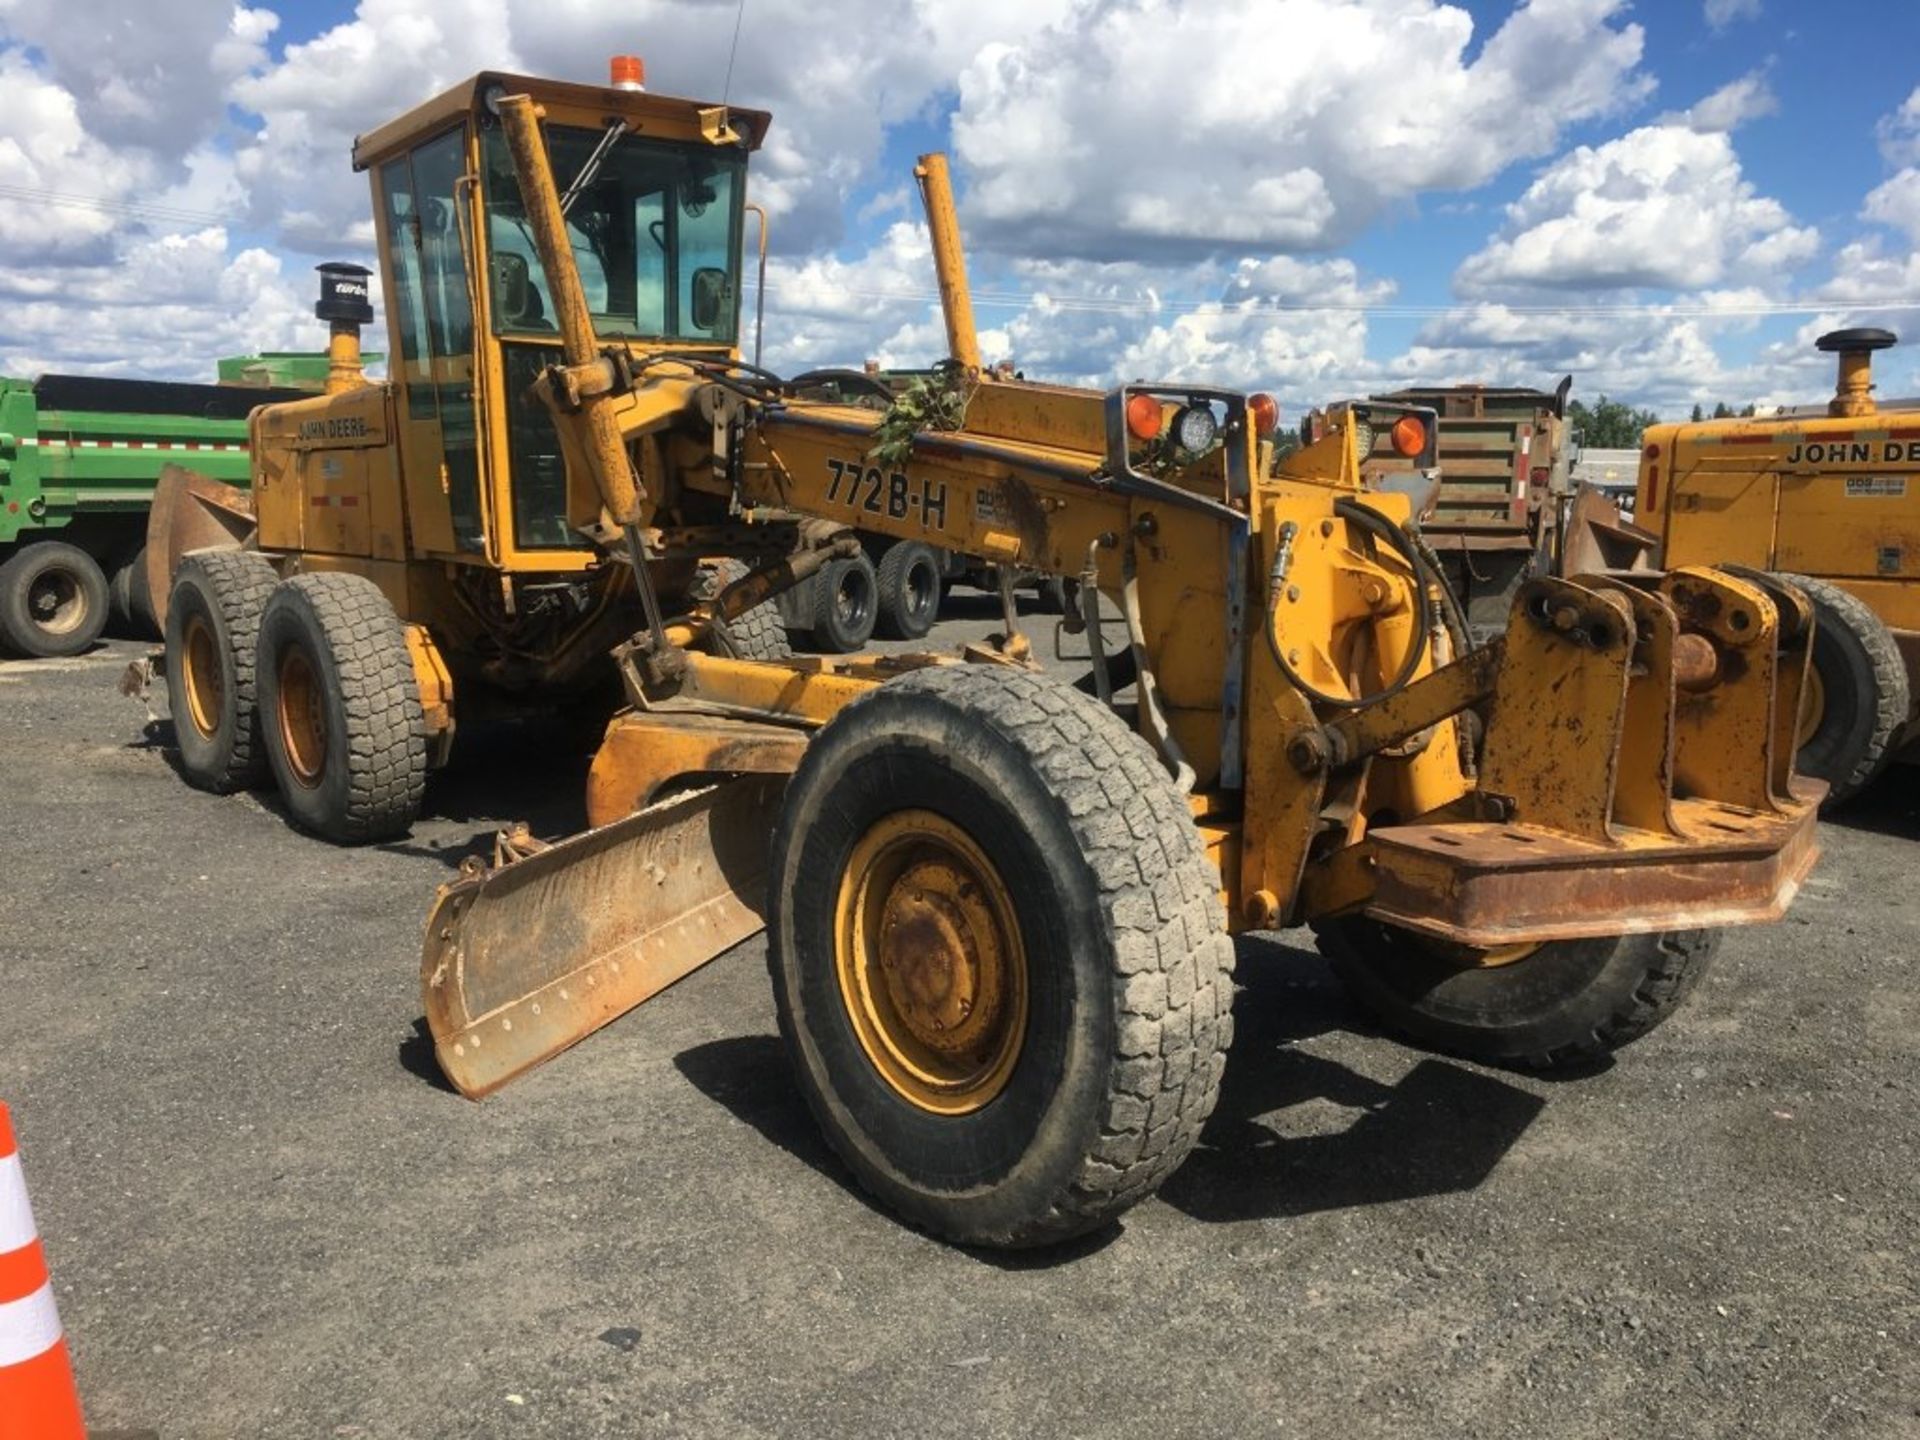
left=1565, top=396, right=1759, bottom=449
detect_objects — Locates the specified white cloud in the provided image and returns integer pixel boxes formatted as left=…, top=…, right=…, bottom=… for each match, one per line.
left=1455, top=123, right=1817, bottom=293
left=1704, top=0, right=1762, bottom=29
left=502, top=0, right=1077, bottom=254
left=1864, top=89, right=1920, bottom=245
left=0, top=228, right=320, bottom=377
left=0, top=48, right=152, bottom=262
left=1864, top=169, right=1920, bottom=243
left=949, top=0, right=1651, bottom=260
left=0, top=0, right=274, bottom=156
left=1665, top=69, right=1777, bottom=133
left=1879, top=87, right=1920, bottom=168
left=227, top=0, right=518, bottom=253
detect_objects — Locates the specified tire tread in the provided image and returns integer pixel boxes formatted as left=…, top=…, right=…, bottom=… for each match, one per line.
left=1776, top=571, right=1907, bottom=803
left=781, top=665, right=1234, bottom=1245
left=169, top=550, right=278, bottom=790
left=266, top=572, right=425, bottom=841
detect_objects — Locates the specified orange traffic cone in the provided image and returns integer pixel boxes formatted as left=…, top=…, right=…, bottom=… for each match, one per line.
left=0, top=1102, right=86, bottom=1440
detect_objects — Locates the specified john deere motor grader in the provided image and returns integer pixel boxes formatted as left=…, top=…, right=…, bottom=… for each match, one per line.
left=308, top=70, right=1830, bottom=1249
left=145, top=73, right=791, bottom=842
left=1625, top=329, right=1920, bottom=806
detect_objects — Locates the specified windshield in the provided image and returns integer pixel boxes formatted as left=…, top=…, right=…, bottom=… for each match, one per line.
left=481, top=121, right=744, bottom=344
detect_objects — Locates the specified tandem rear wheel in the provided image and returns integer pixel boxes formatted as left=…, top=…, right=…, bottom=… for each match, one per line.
left=165, top=550, right=279, bottom=791
left=1312, top=919, right=1720, bottom=1070
left=1777, top=572, right=1908, bottom=807
left=255, top=572, right=427, bottom=843
left=766, top=665, right=1235, bottom=1247
left=872, top=540, right=942, bottom=640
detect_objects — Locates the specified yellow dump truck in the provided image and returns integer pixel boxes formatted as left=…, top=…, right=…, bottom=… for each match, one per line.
left=150, top=63, right=1820, bottom=1247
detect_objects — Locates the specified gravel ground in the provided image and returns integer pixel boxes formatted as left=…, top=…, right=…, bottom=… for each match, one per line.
left=1, top=614, right=1916, bottom=1440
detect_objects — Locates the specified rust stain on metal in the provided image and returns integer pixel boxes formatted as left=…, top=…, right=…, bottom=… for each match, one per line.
left=993, top=473, right=1053, bottom=558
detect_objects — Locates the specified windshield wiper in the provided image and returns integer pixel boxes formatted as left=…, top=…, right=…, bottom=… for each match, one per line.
left=559, top=120, right=629, bottom=216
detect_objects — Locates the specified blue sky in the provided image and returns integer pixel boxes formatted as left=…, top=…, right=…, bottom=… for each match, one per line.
left=1, top=0, right=1916, bottom=415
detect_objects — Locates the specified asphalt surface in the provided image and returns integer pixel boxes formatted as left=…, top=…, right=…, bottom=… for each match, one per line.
left=2, top=606, right=1917, bottom=1439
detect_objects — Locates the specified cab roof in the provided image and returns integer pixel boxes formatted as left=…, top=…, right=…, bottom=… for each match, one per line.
left=351, top=70, right=772, bottom=172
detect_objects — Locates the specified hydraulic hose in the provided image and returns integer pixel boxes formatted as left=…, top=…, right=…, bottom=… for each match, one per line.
left=1123, top=540, right=1196, bottom=793
left=1264, top=498, right=1436, bottom=712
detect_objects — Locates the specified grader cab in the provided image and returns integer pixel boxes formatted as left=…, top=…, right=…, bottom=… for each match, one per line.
left=147, top=68, right=787, bottom=840
left=151, top=63, right=1821, bottom=1249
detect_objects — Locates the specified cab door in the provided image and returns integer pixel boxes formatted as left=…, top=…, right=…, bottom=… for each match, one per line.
left=376, top=126, right=486, bottom=559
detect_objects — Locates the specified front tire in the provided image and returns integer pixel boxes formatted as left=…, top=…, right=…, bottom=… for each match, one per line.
left=1777, top=572, right=1907, bottom=806
left=767, top=666, right=1234, bottom=1247
left=1314, top=918, right=1719, bottom=1070
left=256, top=572, right=426, bottom=843
left=0, top=540, right=109, bottom=657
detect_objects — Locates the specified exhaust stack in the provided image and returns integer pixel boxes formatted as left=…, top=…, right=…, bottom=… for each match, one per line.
left=1816, top=327, right=1897, bottom=418
left=315, top=261, right=374, bottom=395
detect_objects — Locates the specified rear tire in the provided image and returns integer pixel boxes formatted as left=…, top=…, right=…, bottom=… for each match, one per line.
left=164, top=550, right=279, bottom=792
left=0, top=540, right=109, bottom=657
left=767, top=666, right=1234, bottom=1247
left=256, top=572, right=426, bottom=843
left=807, top=551, right=878, bottom=653
left=1313, top=919, right=1719, bottom=1070
left=873, top=540, right=941, bottom=640
left=1776, top=572, right=1907, bottom=806
left=689, top=559, right=791, bottom=660
left=109, top=546, right=158, bottom=637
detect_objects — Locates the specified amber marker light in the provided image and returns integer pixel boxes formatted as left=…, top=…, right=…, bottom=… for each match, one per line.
left=1248, top=392, right=1279, bottom=436
left=1390, top=414, right=1427, bottom=458
left=1126, top=392, right=1164, bottom=441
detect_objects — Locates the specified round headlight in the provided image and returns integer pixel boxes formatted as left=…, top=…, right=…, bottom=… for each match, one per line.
left=1172, top=404, right=1218, bottom=455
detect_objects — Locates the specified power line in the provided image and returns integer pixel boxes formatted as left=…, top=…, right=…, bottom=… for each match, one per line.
left=740, top=278, right=1920, bottom=320
left=0, top=182, right=236, bottom=230
left=7, top=178, right=1914, bottom=323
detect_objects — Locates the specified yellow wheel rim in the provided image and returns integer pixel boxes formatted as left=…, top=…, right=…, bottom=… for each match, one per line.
left=1420, top=935, right=1542, bottom=970
left=1795, top=665, right=1826, bottom=750
left=834, top=809, right=1028, bottom=1115
left=276, top=643, right=328, bottom=788
left=182, top=613, right=223, bottom=740
left=1469, top=941, right=1543, bottom=969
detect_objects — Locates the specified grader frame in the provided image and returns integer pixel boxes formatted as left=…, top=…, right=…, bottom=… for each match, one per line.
left=419, top=83, right=1819, bottom=1116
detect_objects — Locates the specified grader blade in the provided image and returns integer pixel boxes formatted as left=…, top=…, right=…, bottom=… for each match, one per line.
left=422, top=777, right=783, bottom=1098
left=144, top=463, right=257, bottom=628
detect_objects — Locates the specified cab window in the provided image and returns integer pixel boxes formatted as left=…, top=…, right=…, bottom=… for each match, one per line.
left=481, top=121, right=744, bottom=345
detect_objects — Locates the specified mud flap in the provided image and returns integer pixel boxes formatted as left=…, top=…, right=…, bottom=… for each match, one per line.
left=422, top=777, right=784, bottom=1098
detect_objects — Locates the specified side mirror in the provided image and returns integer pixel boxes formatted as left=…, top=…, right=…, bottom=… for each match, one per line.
left=690, top=266, right=729, bottom=332
left=492, top=252, right=532, bottom=325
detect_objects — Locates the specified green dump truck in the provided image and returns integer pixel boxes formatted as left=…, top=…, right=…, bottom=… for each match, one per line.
left=0, top=367, right=315, bottom=657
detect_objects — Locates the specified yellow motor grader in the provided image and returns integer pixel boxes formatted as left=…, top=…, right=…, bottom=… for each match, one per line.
left=1630, top=329, right=1920, bottom=806
left=155, top=65, right=1820, bottom=1248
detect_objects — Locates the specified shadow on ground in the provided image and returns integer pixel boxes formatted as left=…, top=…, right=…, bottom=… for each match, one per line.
left=672, top=1031, right=1126, bottom=1265
left=398, top=1017, right=458, bottom=1094
left=1157, top=935, right=1546, bottom=1224
left=1819, top=765, right=1920, bottom=840
left=673, top=934, right=1549, bottom=1253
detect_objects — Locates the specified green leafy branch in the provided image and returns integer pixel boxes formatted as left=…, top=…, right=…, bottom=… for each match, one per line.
left=867, top=360, right=976, bottom=469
